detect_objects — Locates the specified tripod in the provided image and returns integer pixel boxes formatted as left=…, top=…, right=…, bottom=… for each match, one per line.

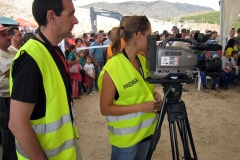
left=146, top=82, right=198, bottom=160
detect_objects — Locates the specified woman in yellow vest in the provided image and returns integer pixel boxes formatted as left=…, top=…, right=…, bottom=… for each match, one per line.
left=98, top=16, right=162, bottom=160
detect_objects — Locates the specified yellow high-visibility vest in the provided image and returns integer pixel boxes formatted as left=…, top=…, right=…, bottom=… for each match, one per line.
left=98, top=53, right=157, bottom=148
left=10, top=39, right=78, bottom=159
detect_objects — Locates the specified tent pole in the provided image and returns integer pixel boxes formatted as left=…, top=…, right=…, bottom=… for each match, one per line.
left=220, top=0, right=224, bottom=50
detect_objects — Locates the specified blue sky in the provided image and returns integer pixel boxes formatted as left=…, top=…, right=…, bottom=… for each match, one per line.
left=73, top=0, right=220, bottom=11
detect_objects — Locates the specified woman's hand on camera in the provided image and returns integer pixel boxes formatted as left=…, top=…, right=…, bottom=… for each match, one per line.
left=140, top=101, right=161, bottom=114
left=153, top=92, right=163, bottom=112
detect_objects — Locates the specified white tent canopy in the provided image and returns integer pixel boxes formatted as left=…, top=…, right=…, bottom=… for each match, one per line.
left=220, top=0, right=240, bottom=47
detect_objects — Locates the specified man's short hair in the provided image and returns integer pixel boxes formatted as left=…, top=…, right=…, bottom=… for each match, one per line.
left=237, top=28, right=240, bottom=33
left=207, top=30, right=212, bottom=35
left=107, top=30, right=111, bottom=36
left=32, top=0, right=64, bottom=26
left=175, top=33, right=182, bottom=38
left=83, top=33, right=88, bottom=38
left=94, top=33, right=101, bottom=39
left=98, top=30, right=104, bottom=34
left=211, top=31, right=218, bottom=36
left=90, top=32, right=95, bottom=38
left=8, top=27, right=19, bottom=36
left=172, top=26, right=178, bottom=30
left=181, top=28, right=187, bottom=33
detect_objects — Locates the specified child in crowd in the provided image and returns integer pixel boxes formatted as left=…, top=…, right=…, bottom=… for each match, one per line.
left=65, top=45, right=82, bottom=99
left=79, top=50, right=87, bottom=93
left=84, top=56, right=95, bottom=95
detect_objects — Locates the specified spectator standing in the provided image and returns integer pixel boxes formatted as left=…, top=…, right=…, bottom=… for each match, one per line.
left=206, top=31, right=219, bottom=44
left=181, top=28, right=187, bottom=39
left=0, top=24, right=17, bottom=160
left=206, top=31, right=219, bottom=55
left=84, top=56, right=95, bottom=95
left=89, top=33, right=105, bottom=90
left=78, top=50, right=87, bottom=93
left=171, top=26, right=178, bottom=37
left=172, top=33, right=189, bottom=50
left=23, top=32, right=35, bottom=44
left=82, top=33, right=89, bottom=46
left=235, top=28, right=240, bottom=51
left=106, top=27, right=117, bottom=60
left=66, top=45, right=82, bottom=99
left=75, top=38, right=86, bottom=54
left=88, top=32, right=95, bottom=46
left=103, top=30, right=112, bottom=46
left=8, top=0, right=82, bottom=159
left=226, top=28, right=236, bottom=45
left=68, top=33, right=76, bottom=45
left=8, top=27, right=23, bottom=53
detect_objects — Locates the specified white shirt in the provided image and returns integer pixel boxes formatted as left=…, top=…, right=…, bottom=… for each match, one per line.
left=83, top=63, right=94, bottom=76
left=213, top=54, right=230, bottom=69
left=171, top=41, right=189, bottom=50
left=0, top=49, right=16, bottom=97
left=8, top=45, right=18, bottom=54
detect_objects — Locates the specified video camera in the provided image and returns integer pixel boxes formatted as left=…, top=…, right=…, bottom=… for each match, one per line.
left=145, top=35, right=222, bottom=84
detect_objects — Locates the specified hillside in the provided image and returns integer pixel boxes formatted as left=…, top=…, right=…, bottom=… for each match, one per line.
left=80, top=1, right=214, bottom=20
left=1, top=0, right=219, bottom=35
left=179, top=11, right=240, bottom=29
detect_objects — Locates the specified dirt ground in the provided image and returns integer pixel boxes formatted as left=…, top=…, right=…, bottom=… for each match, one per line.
left=75, top=83, right=240, bottom=160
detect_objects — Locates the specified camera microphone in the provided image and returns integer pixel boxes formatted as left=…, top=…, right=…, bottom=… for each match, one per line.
left=190, top=43, right=222, bottom=51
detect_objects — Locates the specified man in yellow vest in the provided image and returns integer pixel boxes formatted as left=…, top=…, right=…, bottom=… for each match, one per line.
left=8, top=0, right=82, bottom=159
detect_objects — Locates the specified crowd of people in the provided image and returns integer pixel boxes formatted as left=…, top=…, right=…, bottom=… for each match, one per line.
left=0, top=0, right=240, bottom=159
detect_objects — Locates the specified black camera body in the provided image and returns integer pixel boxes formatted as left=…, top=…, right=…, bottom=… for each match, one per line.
left=197, top=57, right=222, bottom=78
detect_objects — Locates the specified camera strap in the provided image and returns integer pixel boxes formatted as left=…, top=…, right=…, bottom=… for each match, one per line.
left=122, top=48, right=145, bottom=81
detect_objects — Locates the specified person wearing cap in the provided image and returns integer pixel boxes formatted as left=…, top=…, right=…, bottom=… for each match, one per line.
left=8, top=27, right=24, bottom=54
left=0, top=24, right=18, bottom=160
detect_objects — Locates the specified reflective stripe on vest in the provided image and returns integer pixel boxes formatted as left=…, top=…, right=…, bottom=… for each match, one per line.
left=10, top=39, right=77, bottom=159
left=33, top=114, right=71, bottom=134
left=106, top=112, right=145, bottom=122
left=108, top=117, right=156, bottom=135
left=16, top=138, right=75, bottom=158
left=98, top=53, right=156, bottom=148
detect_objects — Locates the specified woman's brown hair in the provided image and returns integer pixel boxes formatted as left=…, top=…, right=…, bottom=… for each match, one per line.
left=111, top=15, right=150, bottom=54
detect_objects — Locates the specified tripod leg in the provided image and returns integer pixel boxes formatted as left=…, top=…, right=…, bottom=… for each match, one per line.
left=185, top=117, right=198, bottom=159
left=181, top=119, right=191, bottom=160
left=176, top=116, right=198, bottom=160
left=169, top=121, right=181, bottom=160
left=173, top=122, right=180, bottom=160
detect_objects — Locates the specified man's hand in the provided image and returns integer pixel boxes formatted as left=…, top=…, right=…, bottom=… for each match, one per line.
left=94, top=62, right=99, bottom=67
left=223, top=68, right=229, bottom=73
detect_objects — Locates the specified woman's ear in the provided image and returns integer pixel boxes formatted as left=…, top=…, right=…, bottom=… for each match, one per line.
left=136, top=31, right=143, bottom=41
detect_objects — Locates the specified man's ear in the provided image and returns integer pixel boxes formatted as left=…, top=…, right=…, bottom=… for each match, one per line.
left=46, top=10, right=56, bottom=24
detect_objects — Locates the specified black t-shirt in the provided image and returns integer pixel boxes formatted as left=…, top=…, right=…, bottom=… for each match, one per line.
left=11, top=38, right=72, bottom=120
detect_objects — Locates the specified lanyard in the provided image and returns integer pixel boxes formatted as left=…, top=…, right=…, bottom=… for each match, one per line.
left=38, top=30, right=74, bottom=121
left=39, top=31, right=69, bottom=74
left=122, top=48, right=145, bottom=80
